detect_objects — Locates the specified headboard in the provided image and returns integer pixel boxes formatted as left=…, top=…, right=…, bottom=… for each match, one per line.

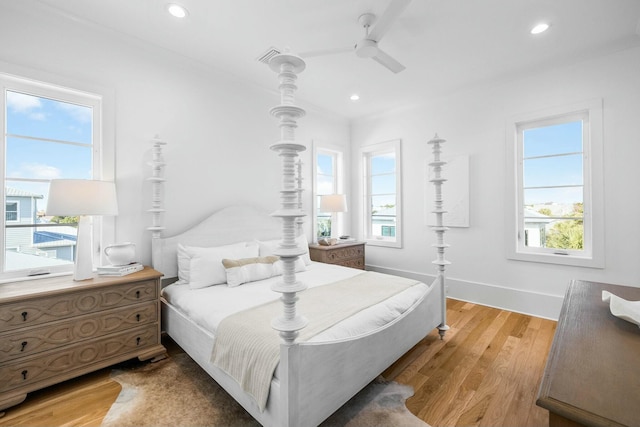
left=151, top=205, right=282, bottom=279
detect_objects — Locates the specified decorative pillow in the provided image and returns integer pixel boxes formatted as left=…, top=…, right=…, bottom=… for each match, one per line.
left=222, top=256, right=280, bottom=287
left=178, top=241, right=259, bottom=289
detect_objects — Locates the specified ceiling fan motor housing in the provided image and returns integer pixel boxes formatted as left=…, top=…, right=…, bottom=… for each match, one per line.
left=356, top=39, right=378, bottom=58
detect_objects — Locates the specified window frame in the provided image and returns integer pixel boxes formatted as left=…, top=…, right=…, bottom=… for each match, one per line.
left=361, top=139, right=403, bottom=248
left=0, top=71, right=115, bottom=281
left=5, top=200, right=19, bottom=223
left=505, top=99, right=604, bottom=268
left=312, top=143, right=345, bottom=240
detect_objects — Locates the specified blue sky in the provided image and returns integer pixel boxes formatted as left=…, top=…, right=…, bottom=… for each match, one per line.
left=523, top=120, right=584, bottom=207
left=317, top=151, right=397, bottom=212
left=5, top=90, right=93, bottom=211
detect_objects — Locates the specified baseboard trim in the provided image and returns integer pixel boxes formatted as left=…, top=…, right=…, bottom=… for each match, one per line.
left=366, top=264, right=562, bottom=320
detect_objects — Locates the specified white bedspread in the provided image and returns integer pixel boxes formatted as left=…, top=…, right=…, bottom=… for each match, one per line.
left=161, top=262, right=430, bottom=343
left=210, top=271, right=421, bottom=411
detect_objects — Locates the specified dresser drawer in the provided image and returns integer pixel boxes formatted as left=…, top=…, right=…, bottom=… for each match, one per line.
left=0, top=280, right=157, bottom=331
left=323, top=245, right=364, bottom=263
left=0, top=301, right=157, bottom=363
left=339, top=258, right=365, bottom=269
left=0, top=323, right=159, bottom=393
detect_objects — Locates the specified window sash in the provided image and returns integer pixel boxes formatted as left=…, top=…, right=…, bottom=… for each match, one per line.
left=516, top=111, right=589, bottom=258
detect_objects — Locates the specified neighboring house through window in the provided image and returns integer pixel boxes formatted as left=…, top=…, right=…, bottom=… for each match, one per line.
left=361, top=139, right=402, bottom=248
left=1, top=72, right=110, bottom=280
left=506, top=99, right=604, bottom=268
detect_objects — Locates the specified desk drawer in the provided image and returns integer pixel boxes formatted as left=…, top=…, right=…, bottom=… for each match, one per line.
left=0, top=324, right=158, bottom=393
left=0, top=280, right=157, bottom=331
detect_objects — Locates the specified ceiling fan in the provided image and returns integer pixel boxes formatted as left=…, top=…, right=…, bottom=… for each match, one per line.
left=300, top=0, right=412, bottom=74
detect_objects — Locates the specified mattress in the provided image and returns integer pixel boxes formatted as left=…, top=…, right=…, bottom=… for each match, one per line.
left=161, top=261, right=431, bottom=343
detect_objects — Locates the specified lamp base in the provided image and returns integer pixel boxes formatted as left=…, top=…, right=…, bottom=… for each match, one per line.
left=73, top=215, right=94, bottom=281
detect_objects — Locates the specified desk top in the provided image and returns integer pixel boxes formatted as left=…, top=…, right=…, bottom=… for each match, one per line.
left=537, top=280, right=640, bottom=427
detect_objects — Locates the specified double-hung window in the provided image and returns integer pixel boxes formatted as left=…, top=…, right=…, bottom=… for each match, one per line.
left=313, top=146, right=344, bottom=239
left=506, top=100, right=604, bottom=267
left=361, top=139, right=402, bottom=248
left=1, top=73, right=106, bottom=280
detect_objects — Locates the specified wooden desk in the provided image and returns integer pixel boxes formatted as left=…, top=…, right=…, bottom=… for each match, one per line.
left=537, top=280, right=640, bottom=427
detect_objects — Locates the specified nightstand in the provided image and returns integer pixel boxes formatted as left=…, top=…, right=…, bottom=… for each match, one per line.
left=0, top=267, right=167, bottom=414
left=308, top=241, right=365, bottom=269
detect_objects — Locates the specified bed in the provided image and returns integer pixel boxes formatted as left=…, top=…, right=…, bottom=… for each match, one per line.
left=150, top=50, right=449, bottom=427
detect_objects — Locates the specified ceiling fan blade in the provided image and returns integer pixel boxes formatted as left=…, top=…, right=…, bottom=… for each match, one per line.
left=372, top=48, right=406, bottom=73
left=299, top=46, right=352, bottom=58
left=368, top=0, right=412, bottom=42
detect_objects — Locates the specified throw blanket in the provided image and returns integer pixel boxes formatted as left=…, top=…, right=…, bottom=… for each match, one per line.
left=210, top=271, right=420, bottom=411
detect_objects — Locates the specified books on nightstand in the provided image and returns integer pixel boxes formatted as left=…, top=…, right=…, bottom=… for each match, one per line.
left=97, top=262, right=144, bottom=276
left=337, top=236, right=357, bottom=244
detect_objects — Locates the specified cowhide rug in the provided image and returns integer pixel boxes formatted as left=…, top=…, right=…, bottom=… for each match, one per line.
left=101, top=353, right=430, bottom=427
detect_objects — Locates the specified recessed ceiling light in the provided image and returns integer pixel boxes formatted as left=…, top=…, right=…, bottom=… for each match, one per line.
left=167, top=3, right=188, bottom=18
left=531, top=23, right=550, bottom=35
left=350, top=94, right=360, bottom=101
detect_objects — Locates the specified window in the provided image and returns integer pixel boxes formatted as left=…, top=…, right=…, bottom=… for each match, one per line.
left=362, top=139, right=402, bottom=248
left=313, top=146, right=344, bottom=239
left=1, top=73, right=107, bottom=280
left=506, top=100, right=604, bottom=267
left=6, top=201, right=18, bottom=222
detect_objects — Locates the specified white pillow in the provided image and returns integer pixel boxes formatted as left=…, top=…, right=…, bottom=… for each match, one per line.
left=222, top=256, right=280, bottom=287
left=257, top=235, right=310, bottom=271
left=178, top=241, right=259, bottom=289
left=175, top=243, right=191, bottom=285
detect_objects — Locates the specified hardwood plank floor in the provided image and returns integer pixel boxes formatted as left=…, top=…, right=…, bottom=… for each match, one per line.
left=0, top=299, right=556, bottom=427
left=382, top=299, right=557, bottom=427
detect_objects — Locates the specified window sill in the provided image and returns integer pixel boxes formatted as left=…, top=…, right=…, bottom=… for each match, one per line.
left=507, top=250, right=604, bottom=269
left=364, top=238, right=402, bottom=249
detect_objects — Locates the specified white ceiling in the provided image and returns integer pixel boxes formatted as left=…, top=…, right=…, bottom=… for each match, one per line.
left=33, top=0, right=640, bottom=119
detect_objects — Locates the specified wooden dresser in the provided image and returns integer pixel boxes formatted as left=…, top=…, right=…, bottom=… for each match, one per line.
left=308, top=241, right=365, bottom=269
left=536, top=280, right=640, bottom=427
left=0, top=267, right=166, bottom=414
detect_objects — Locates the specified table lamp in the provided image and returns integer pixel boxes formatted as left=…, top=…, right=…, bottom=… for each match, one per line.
left=319, top=194, right=347, bottom=239
left=46, top=179, right=119, bottom=280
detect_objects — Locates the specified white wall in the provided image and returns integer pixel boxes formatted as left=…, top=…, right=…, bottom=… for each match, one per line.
left=0, top=3, right=350, bottom=266
left=351, top=46, right=640, bottom=319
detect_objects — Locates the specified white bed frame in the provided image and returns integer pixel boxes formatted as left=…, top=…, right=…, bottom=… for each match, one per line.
left=151, top=50, right=449, bottom=427
left=153, top=206, right=443, bottom=427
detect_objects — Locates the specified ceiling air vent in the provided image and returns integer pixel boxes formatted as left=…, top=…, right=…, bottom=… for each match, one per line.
left=257, top=47, right=281, bottom=65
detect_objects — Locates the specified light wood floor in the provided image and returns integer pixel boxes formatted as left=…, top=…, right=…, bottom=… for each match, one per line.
left=0, top=299, right=556, bottom=427
left=383, top=298, right=557, bottom=427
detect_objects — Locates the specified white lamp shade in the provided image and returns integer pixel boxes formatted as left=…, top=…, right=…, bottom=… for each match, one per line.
left=319, top=194, right=347, bottom=213
left=47, top=179, right=118, bottom=216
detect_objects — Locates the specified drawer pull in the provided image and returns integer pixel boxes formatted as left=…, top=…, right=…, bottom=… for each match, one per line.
left=136, top=290, right=140, bottom=299
left=136, top=314, right=141, bottom=322
left=21, top=341, right=27, bottom=352
left=22, top=370, right=28, bottom=380
left=136, top=337, right=141, bottom=346
left=22, top=311, right=28, bottom=321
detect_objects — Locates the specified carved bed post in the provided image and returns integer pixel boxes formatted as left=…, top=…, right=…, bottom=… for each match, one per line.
left=268, top=50, right=308, bottom=345
left=295, top=159, right=304, bottom=237
left=147, top=135, right=167, bottom=272
left=428, top=134, right=450, bottom=339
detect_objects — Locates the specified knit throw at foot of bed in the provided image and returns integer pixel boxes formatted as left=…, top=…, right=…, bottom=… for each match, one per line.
left=101, top=353, right=430, bottom=427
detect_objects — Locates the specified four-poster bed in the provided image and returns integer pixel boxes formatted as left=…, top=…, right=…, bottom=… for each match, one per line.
left=151, top=51, right=450, bottom=427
